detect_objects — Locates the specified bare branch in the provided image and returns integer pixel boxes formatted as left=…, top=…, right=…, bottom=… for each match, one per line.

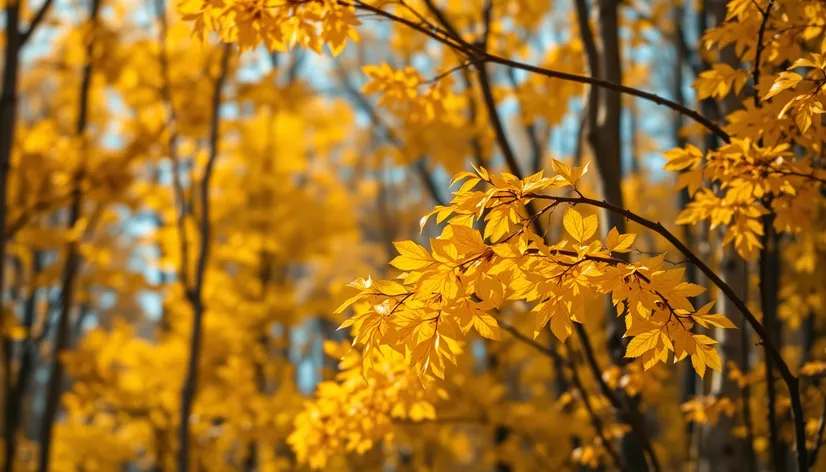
left=501, top=323, right=629, bottom=472
left=177, top=43, right=231, bottom=472
left=20, top=0, right=56, bottom=46
left=351, top=0, right=731, bottom=143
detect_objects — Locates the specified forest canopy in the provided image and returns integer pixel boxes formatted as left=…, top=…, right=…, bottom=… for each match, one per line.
left=1, top=0, right=826, bottom=471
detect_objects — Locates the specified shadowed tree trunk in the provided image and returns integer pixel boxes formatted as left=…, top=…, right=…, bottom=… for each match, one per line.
left=697, top=1, right=757, bottom=471
left=177, top=43, right=231, bottom=472
left=2, top=6, right=55, bottom=461
left=578, top=1, right=649, bottom=470
left=38, top=1, right=102, bottom=470
left=4, top=254, right=41, bottom=472
left=0, top=6, right=23, bottom=462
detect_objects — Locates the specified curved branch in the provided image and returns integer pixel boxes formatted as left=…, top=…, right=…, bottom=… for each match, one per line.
left=334, top=63, right=446, bottom=206
left=20, top=0, right=55, bottom=46
left=810, top=392, right=826, bottom=467
left=525, top=194, right=786, bottom=378
left=524, top=191, right=808, bottom=468
left=752, top=0, right=774, bottom=108
left=350, top=0, right=731, bottom=143
left=575, top=324, right=662, bottom=472
left=502, top=323, right=629, bottom=472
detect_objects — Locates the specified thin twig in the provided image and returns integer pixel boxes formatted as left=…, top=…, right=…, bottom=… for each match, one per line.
left=20, top=0, right=56, bottom=45
left=177, top=43, right=231, bottom=472
left=501, top=323, right=629, bottom=472
left=350, top=0, right=731, bottom=143
left=810, top=391, right=826, bottom=466
left=522, top=191, right=807, bottom=468
left=574, top=324, right=662, bottom=472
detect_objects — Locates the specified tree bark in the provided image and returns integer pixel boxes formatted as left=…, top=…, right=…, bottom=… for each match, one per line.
left=38, top=1, right=102, bottom=469
left=585, top=2, right=649, bottom=470
left=177, top=44, right=231, bottom=472
left=697, top=2, right=757, bottom=471
left=0, top=7, right=22, bottom=460
left=3, top=254, right=40, bottom=472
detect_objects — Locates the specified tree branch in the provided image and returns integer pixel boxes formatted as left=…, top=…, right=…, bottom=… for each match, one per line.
left=177, top=43, right=231, bottom=472
left=334, top=64, right=445, bottom=206
left=522, top=191, right=807, bottom=468
left=19, top=0, right=55, bottom=46
left=351, top=0, right=731, bottom=143
left=504, top=68, right=544, bottom=174
left=575, top=324, right=662, bottom=472
left=501, top=323, right=629, bottom=472
left=39, top=0, right=102, bottom=469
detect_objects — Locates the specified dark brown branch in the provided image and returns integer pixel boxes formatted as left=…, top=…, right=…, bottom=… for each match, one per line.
left=502, top=323, right=628, bottom=472
left=809, top=392, right=826, bottom=467
left=574, top=324, right=662, bottom=472
left=177, top=43, right=231, bottom=472
left=572, top=0, right=600, bottom=146
left=752, top=0, right=774, bottom=108
left=351, top=0, right=731, bottom=143
left=39, top=0, right=102, bottom=469
left=0, top=7, right=23, bottom=455
left=334, top=64, right=445, bottom=206
left=476, top=64, right=524, bottom=180
left=20, top=0, right=56, bottom=45
left=504, top=68, right=544, bottom=174
left=524, top=191, right=807, bottom=468
left=420, top=0, right=467, bottom=46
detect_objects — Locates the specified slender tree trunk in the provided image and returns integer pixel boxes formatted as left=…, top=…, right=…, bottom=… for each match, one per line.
left=4, top=254, right=41, bottom=472
left=587, top=2, right=649, bottom=470
left=177, top=44, right=231, bottom=472
left=0, top=7, right=22, bottom=461
left=672, top=5, right=708, bottom=466
left=38, top=1, right=102, bottom=469
left=590, top=0, right=625, bottom=237
left=761, top=211, right=786, bottom=472
left=698, top=1, right=757, bottom=471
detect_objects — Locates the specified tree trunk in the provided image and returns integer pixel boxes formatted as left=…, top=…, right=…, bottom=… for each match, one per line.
left=697, top=2, right=757, bottom=471
left=588, top=2, right=649, bottom=470
left=4, top=254, right=41, bottom=472
left=38, top=1, right=102, bottom=469
left=177, top=44, right=231, bottom=472
left=0, top=6, right=22, bottom=462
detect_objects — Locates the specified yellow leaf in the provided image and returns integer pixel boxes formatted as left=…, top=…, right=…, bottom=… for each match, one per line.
left=550, top=312, right=573, bottom=342
left=663, top=145, right=703, bottom=171
left=625, top=330, right=661, bottom=358
left=762, top=71, right=802, bottom=101
left=484, top=206, right=512, bottom=242
left=334, top=293, right=365, bottom=315
left=390, top=241, right=434, bottom=270
left=552, top=158, right=572, bottom=183
left=553, top=159, right=590, bottom=186
left=676, top=169, right=703, bottom=196
left=444, top=224, right=486, bottom=255
left=691, top=349, right=707, bottom=378
left=472, top=314, right=501, bottom=340
left=373, top=280, right=408, bottom=296
left=563, top=208, right=597, bottom=244
left=692, top=313, right=735, bottom=329
left=605, top=227, right=636, bottom=253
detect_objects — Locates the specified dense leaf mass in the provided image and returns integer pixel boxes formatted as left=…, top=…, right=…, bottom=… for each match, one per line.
left=2, top=0, right=826, bottom=471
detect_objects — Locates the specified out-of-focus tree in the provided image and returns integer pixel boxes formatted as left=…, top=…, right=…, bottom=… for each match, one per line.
left=2, top=0, right=826, bottom=471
